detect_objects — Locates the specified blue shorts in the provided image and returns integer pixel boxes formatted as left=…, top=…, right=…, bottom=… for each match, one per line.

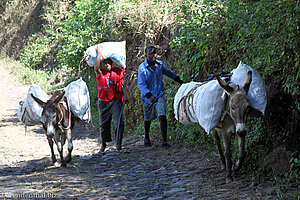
left=142, top=96, right=166, bottom=121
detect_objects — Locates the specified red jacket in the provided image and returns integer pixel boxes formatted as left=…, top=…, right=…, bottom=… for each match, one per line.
left=96, top=66, right=125, bottom=101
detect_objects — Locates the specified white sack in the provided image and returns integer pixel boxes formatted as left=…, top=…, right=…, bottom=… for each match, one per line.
left=17, top=98, right=36, bottom=126
left=26, top=84, right=49, bottom=124
left=17, top=84, right=49, bottom=125
left=174, top=82, right=200, bottom=124
left=64, top=78, right=91, bottom=122
left=193, top=80, right=226, bottom=134
left=231, top=61, right=267, bottom=115
left=174, top=80, right=225, bottom=134
left=84, top=41, right=126, bottom=69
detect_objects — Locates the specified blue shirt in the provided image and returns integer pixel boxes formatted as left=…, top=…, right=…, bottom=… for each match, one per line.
left=138, top=59, right=178, bottom=104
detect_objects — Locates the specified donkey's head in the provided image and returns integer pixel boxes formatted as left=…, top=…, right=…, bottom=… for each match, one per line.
left=31, top=91, right=65, bottom=137
left=216, top=71, right=252, bottom=137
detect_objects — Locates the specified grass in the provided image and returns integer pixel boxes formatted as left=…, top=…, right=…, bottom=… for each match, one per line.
left=0, top=56, right=55, bottom=92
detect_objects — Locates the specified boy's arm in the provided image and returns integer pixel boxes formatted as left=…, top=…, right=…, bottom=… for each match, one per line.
left=94, top=45, right=103, bottom=76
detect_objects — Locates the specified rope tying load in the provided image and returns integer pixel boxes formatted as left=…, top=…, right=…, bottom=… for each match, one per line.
left=173, top=72, right=232, bottom=133
left=176, top=82, right=208, bottom=123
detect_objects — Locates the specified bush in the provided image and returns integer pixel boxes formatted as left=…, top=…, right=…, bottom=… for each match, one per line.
left=57, top=0, right=118, bottom=70
left=170, top=0, right=299, bottom=181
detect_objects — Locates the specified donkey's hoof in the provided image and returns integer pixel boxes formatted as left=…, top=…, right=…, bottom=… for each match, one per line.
left=221, top=164, right=226, bottom=170
left=65, top=156, right=72, bottom=163
left=226, top=177, right=233, bottom=184
left=232, top=164, right=236, bottom=171
left=53, top=161, right=60, bottom=167
left=61, top=163, right=67, bottom=167
left=51, top=157, right=57, bottom=164
left=232, top=163, right=241, bottom=172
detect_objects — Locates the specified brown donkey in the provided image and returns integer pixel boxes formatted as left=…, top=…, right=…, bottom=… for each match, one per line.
left=31, top=91, right=76, bottom=167
left=212, top=71, right=253, bottom=183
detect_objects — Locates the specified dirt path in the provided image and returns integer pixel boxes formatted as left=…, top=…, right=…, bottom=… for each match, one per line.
left=0, top=63, right=277, bottom=199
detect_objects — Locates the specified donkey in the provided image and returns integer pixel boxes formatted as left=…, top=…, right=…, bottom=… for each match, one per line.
left=212, top=71, right=253, bottom=183
left=31, top=90, right=75, bottom=167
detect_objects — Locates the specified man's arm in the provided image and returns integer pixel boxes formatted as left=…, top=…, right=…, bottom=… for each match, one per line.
left=138, top=67, right=151, bottom=95
left=138, top=67, right=158, bottom=103
left=174, top=76, right=184, bottom=84
left=161, top=62, right=183, bottom=84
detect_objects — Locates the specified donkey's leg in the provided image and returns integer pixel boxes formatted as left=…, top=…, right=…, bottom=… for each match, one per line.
left=54, top=133, right=65, bottom=167
left=233, top=135, right=245, bottom=171
left=44, top=125, right=57, bottom=164
left=222, top=131, right=233, bottom=183
left=65, top=130, right=73, bottom=163
left=61, top=134, right=66, bottom=146
left=47, top=136, right=57, bottom=163
left=212, top=130, right=226, bottom=170
left=61, top=133, right=67, bottom=160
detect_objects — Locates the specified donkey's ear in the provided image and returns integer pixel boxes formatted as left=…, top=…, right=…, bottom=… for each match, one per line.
left=216, top=74, right=234, bottom=95
left=31, top=93, right=46, bottom=107
left=53, top=90, right=65, bottom=104
left=243, top=71, right=252, bottom=94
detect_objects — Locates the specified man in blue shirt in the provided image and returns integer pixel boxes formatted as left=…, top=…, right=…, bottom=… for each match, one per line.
left=138, top=46, right=183, bottom=148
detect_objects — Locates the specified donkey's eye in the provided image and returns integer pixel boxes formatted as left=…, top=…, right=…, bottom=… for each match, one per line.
left=231, top=106, right=236, bottom=111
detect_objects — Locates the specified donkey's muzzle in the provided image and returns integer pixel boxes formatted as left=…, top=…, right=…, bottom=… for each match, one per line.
left=236, top=123, right=246, bottom=137
left=237, top=130, right=246, bottom=137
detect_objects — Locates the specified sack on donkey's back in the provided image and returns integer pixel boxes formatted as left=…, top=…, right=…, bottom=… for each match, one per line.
left=17, top=84, right=49, bottom=126
left=64, top=78, right=91, bottom=123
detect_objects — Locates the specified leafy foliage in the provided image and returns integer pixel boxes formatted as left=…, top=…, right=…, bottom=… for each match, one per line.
left=21, top=34, right=53, bottom=69
left=172, top=0, right=299, bottom=79
left=171, top=0, right=299, bottom=185
left=0, top=58, right=54, bottom=91
left=57, top=0, right=118, bottom=70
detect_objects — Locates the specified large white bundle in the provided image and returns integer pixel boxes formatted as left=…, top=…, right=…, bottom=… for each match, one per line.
left=174, top=82, right=200, bottom=124
left=17, top=98, right=36, bottom=126
left=193, top=80, right=226, bottom=134
left=231, top=61, right=267, bottom=114
left=84, top=41, right=126, bottom=69
left=17, top=84, right=49, bottom=125
left=64, top=78, right=91, bottom=122
left=174, top=80, right=225, bottom=134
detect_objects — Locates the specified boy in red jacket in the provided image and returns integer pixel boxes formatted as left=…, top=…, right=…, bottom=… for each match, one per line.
left=94, top=46, right=126, bottom=152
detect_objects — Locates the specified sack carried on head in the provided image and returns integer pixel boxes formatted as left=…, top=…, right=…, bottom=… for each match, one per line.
left=84, top=41, right=126, bottom=69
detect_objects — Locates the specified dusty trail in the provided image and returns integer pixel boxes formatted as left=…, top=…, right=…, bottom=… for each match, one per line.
left=0, top=63, right=276, bottom=199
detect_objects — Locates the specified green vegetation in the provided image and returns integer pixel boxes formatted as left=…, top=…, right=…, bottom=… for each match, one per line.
left=0, top=0, right=299, bottom=197
left=0, top=58, right=54, bottom=91
left=171, top=0, right=299, bottom=189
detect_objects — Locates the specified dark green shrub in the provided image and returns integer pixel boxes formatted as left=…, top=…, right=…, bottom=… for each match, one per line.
left=171, top=0, right=299, bottom=179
